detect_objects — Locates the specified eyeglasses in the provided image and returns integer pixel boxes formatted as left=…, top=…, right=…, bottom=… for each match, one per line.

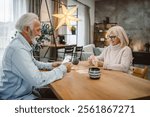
left=106, top=35, right=117, bottom=40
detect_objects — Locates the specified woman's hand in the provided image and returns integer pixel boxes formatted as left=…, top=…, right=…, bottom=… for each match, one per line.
left=88, top=55, right=95, bottom=65
left=88, top=55, right=98, bottom=66
left=97, top=61, right=103, bottom=67
left=88, top=55, right=103, bottom=67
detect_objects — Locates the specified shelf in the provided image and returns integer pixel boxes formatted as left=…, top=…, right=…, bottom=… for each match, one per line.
left=94, top=22, right=117, bottom=47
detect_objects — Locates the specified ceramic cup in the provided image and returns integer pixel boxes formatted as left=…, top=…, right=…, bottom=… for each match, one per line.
left=88, top=67, right=101, bottom=79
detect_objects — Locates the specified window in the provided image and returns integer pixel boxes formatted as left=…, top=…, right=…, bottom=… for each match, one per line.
left=0, top=0, right=27, bottom=61
left=0, top=0, right=13, bottom=22
left=67, top=0, right=90, bottom=46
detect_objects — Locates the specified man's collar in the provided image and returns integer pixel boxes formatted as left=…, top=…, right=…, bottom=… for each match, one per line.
left=16, top=33, right=33, bottom=52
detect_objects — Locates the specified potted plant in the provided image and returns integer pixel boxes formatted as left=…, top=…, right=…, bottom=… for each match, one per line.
left=71, top=26, right=76, bottom=35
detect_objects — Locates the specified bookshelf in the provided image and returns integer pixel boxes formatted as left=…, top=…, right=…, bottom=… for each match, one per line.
left=94, top=22, right=117, bottom=47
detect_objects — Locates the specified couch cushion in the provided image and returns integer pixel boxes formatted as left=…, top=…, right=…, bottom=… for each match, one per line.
left=83, top=44, right=95, bottom=54
left=81, top=52, right=93, bottom=61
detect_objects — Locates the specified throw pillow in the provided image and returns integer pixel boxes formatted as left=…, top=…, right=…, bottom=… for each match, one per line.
left=93, top=47, right=101, bottom=56
left=83, top=44, right=95, bottom=54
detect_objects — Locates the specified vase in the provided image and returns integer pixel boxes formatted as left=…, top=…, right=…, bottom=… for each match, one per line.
left=72, top=53, right=79, bottom=65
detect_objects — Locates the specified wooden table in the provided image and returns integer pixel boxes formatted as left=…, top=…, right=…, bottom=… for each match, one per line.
left=49, top=61, right=150, bottom=100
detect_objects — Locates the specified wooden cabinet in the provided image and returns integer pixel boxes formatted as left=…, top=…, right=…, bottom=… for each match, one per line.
left=132, top=51, right=150, bottom=65
left=94, top=23, right=117, bottom=47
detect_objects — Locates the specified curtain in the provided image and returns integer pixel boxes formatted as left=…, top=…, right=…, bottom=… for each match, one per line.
left=27, top=0, right=42, bottom=20
left=53, top=0, right=59, bottom=35
left=84, top=6, right=90, bottom=45
left=0, top=0, right=27, bottom=63
left=77, top=4, right=90, bottom=46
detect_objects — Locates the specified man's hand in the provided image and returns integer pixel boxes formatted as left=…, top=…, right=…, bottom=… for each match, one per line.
left=63, top=62, right=72, bottom=72
left=52, top=62, right=61, bottom=68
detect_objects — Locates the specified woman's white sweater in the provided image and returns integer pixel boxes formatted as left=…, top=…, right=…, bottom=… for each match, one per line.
left=97, top=44, right=133, bottom=72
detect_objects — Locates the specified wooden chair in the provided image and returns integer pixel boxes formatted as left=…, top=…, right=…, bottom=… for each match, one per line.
left=33, top=49, right=40, bottom=61
left=132, top=66, right=148, bottom=79
left=63, top=46, right=75, bottom=59
left=74, top=46, right=83, bottom=60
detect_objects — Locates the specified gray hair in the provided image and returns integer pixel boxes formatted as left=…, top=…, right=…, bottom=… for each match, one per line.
left=15, top=13, right=39, bottom=32
left=106, top=26, right=129, bottom=47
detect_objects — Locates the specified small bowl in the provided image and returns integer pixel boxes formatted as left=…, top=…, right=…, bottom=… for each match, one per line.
left=89, top=67, right=101, bottom=79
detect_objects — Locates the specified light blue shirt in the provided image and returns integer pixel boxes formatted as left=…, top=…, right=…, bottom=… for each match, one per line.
left=0, top=33, right=67, bottom=100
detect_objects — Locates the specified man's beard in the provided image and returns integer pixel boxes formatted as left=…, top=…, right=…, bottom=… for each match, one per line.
left=28, top=29, right=39, bottom=45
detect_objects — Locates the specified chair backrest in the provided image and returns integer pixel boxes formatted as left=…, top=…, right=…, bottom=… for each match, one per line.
left=132, top=66, right=148, bottom=79
left=74, top=46, right=83, bottom=60
left=63, top=46, right=75, bottom=59
left=33, top=50, right=40, bottom=60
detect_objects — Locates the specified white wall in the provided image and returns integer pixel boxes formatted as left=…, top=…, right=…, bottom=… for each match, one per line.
left=77, top=0, right=95, bottom=43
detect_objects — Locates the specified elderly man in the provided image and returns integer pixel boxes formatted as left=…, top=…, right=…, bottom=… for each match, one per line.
left=0, top=13, right=71, bottom=100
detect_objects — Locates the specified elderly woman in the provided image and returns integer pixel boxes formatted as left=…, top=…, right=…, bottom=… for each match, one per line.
left=89, top=26, right=132, bottom=73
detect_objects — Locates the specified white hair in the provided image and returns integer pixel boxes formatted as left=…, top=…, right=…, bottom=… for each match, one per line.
left=106, top=26, right=129, bottom=47
left=15, top=13, right=39, bottom=32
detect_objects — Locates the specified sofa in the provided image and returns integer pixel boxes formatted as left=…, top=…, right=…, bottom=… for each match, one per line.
left=81, top=44, right=104, bottom=61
